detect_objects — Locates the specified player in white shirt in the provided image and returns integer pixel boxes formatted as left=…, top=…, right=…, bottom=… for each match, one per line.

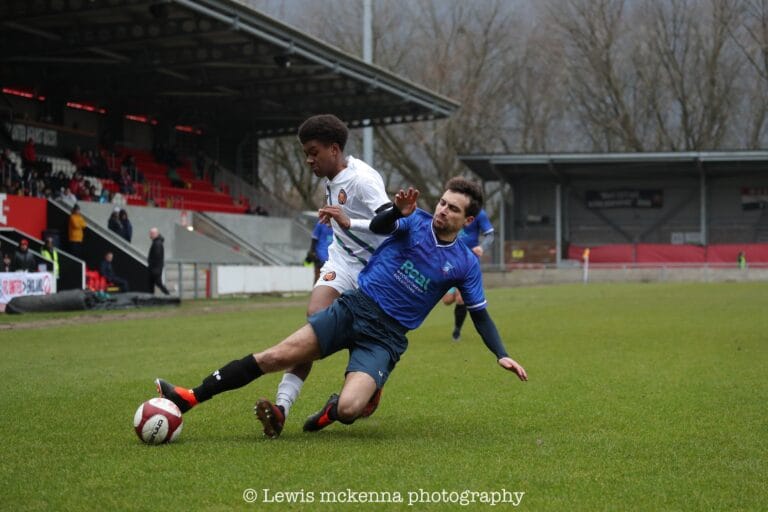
left=255, top=114, right=391, bottom=438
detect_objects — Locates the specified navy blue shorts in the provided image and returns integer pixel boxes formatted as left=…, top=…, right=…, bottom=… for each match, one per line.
left=308, top=289, right=408, bottom=388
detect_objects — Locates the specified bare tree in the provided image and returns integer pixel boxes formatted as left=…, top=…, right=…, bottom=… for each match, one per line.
left=548, top=0, right=648, bottom=151
left=250, top=0, right=768, bottom=212
left=255, top=0, right=534, bottom=209
left=505, top=22, right=571, bottom=152
left=647, top=0, right=741, bottom=150
left=369, top=0, right=529, bottom=206
left=730, top=0, right=768, bottom=147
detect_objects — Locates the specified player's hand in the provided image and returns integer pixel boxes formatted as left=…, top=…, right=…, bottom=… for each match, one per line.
left=305, top=251, right=316, bottom=264
left=498, top=357, right=528, bottom=381
left=472, top=246, right=484, bottom=257
left=394, top=187, right=419, bottom=216
left=319, top=205, right=350, bottom=229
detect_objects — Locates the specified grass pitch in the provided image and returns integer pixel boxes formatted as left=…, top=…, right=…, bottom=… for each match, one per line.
left=1, top=282, right=766, bottom=511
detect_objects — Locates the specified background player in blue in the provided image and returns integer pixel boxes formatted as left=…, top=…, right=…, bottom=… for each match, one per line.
left=442, top=208, right=494, bottom=340
left=155, top=177, right=527, bottom=435
left=305, top=220, right=334, bottom=283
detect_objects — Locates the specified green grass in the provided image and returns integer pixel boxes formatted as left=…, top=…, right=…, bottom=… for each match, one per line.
left=1, top=282, right=766, bottom=511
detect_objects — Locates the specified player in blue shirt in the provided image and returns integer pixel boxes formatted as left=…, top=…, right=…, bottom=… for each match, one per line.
left=305, top=221, right=334, bottom=283
left=442, top=208, right=494, bottom=341
left=155, top=177, right=527, bottom=435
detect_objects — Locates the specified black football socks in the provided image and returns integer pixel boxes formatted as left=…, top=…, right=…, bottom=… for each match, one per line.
left=454, top=304, right=467, bottom=332
left=192, top=354, right=264, bottom=403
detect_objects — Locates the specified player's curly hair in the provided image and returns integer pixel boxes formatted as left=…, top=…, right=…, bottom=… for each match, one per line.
left=445, top=177, right=483, bottom=218
left=298, top=114, right=349, bottom=150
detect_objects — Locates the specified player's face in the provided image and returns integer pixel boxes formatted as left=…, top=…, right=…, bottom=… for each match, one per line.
left=433, top=191, right=475, bottom=238
left=302, top=140, right=341, bottom=178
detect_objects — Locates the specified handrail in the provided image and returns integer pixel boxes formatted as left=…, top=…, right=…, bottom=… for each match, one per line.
left=193, top=212, right=283, bottom=265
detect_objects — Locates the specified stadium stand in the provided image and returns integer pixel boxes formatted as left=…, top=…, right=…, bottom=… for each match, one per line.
left=1, top=145, right=247, bottom=214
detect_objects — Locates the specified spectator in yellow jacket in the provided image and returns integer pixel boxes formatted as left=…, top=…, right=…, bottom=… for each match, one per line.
left=68, top=204, right=87, bottom=260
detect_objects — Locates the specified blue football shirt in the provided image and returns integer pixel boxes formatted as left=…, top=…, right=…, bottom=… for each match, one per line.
left=459, top=209, right=493, bottom=248
left=358, top=209, right=487, bottom=329
left=311, top=221, right=334, bottom=263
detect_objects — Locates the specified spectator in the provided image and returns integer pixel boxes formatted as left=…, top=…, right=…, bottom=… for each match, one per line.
left=40, top=237, right=60, bottom=283
left=195, top=150, right=206, bottom=180
left=1, top=148, right=19, bottom=185
left=12, top=239, right=37, bottom=272
left=738, top=251, right=747, bottom=270
left=68, top=172, right=87, bottom=199
left=1, top=253, right=11, bottom=272
left=108, top=207, right=123, bottom=237
left=26, top=170, right=42, bottom=197
left=68, top=204, right=87, bottom=259
left=119, top=209, right=133, bottom=243
left=148, top=227, right=170, bottom=295
left=167, top=165, right=185, bottom=188
left=121, top=154, right=143, bottom=183
left=118, top=167, right=134, bottom=194
left=51, top=171, right=67, bottom=193
left=111, top=191, right=126, bottom=206
left=100, top=251, right=129, bottom=292
left=121, top=154, right=135, bottom=175
left=21, top=138, right=36, bottom=173
left=88, top=184, right=100, bottom=202
left=60, top=187, right=78, bottom=208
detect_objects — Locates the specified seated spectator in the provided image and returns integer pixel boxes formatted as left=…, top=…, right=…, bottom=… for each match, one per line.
left=118, top=167, right=134, bottom=194
left=68, top=172, right=86, bottom=199
left=100, top=251, right=129, bottom=292
left=12, top=239, right=37, bottom=272
left=108, top=207, right=123, bottom=237
left=1, top=253, right=12, bottom=272
left=51, top=171, right=67, bottom=192
left=121, top=154, right=138, bottom=182
left=88, top=184, right=100, bottom=202
left=60, top=187, right=78, bottom=208
left=111, top=191, right=126, bottom=206
left=119, top=209, right=133, bottom=243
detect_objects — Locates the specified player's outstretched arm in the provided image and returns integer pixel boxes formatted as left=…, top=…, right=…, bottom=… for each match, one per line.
left=469, top=308, right=528, bottom=381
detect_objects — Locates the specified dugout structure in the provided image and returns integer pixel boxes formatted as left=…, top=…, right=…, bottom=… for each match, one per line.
left=461, top=151, right=768, bottom=266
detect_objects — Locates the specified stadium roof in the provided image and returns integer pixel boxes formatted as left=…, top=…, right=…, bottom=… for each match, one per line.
left=461, top=151, right=768, bottom=181
left=0, top=0, right=459, bottom=138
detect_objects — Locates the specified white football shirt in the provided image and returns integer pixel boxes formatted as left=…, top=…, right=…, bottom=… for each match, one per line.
left=324, top=155, right=390, bottom=271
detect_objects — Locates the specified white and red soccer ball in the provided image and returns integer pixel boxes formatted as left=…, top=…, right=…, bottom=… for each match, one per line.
left=133, top=398, right=183, bottom=444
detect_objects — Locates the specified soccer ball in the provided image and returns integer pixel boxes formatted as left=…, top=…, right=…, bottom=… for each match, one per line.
left=133, top=398, right=183, bottom=444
